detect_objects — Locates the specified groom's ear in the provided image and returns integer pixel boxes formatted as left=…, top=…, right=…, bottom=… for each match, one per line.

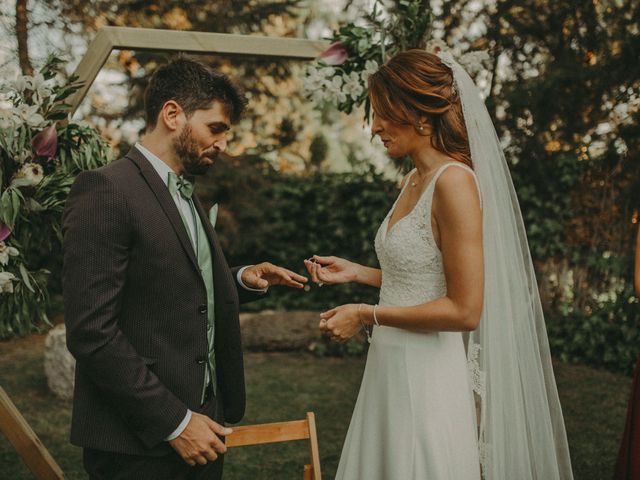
left=160, top=100, right=184, bottom=132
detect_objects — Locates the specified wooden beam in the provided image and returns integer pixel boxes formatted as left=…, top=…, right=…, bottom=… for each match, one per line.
left=67, top=28, right=119, bottom=118
left=68, top=27, right=330, bottom=115
left=105, top=27, right=329, bottom=59
left=0, top=386, right=65, bottom=480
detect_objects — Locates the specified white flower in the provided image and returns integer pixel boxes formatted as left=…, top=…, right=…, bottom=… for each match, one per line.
left=13, top=75, right=31, bottom=93
left=0, top=271, right=16, bottom=293
left=324, top=76, right=347, bottom=105
left=16, top=104, right=45, bottom=128
left=0, top=108, right=17, bottom=130
left=360, top=59, right=379, bottom=82
left=320, top=66, right=336, bottom=78
left=327, top=75, right=343, bottom=89
left=0, top=242, right=19, bottom=266
left=310, top=88, right=325, bottom=104
left=343, top=72, right=364, bottom=101
left=303, top=66, right=327, bottom=94
left=11, top=162, right=44, bottom=187
left=30, top=73, right=52, bottom=100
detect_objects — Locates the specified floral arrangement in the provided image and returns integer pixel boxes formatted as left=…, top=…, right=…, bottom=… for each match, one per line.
left=303, top=0, right=432, bottom=118
left=0, top=55, right=111, bottom=338
left=303, top=1, right=490, bottom=119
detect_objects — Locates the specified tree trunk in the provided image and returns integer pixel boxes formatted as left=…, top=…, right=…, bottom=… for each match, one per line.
left=16, top=0, right=32, bottom=76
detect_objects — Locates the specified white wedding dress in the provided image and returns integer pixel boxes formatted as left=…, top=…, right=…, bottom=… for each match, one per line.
left=335, top=163, right=482, bottom=480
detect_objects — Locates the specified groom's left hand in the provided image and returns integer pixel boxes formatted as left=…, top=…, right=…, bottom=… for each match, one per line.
left=241, top=262, right=308, bottom=289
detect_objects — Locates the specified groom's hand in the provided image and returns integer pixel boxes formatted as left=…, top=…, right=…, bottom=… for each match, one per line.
left=241, top=262, right=308, bottom=289
left=169, top=412, right=232, bottom=466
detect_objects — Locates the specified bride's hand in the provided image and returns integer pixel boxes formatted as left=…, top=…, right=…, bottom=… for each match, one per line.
left=319, top=304, right=365, bottom=342
left=304, top=255, right=358, bottom=286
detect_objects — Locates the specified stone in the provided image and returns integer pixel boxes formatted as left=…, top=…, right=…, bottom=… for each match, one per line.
left=44, top=324, right=75, bottom=400
left=240, top=310, right=322, bottom=350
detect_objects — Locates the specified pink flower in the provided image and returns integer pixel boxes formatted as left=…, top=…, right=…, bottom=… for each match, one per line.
left=31, top=124, right=58, bottom=160
left=319, top=42, right=349, bottom=66
left=0, top=224, right=10, bottom=242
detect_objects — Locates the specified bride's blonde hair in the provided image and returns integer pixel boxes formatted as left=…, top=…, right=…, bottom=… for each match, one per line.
left=368, top=49, right=472, bottom=167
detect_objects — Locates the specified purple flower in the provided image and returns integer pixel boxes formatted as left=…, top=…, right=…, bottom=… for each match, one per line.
left=319, top=42, right=349, bottom=66
left=31, top=124, right=58, bottom=160
left=0, top=223, right=10, bottom=242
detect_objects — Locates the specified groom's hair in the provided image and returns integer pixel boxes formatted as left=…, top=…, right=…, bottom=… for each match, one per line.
left=144, top=57, right=247, bottom=130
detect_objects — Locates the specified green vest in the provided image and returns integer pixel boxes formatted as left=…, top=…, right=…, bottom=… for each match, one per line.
left=168, top=172, right=216, bottom=403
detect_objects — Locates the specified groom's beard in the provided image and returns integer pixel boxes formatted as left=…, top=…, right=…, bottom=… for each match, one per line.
left=173, top=125, right=219, bottom=176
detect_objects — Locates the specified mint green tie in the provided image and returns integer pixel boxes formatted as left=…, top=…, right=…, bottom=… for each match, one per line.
left=168, top=172, right=216, bottom=402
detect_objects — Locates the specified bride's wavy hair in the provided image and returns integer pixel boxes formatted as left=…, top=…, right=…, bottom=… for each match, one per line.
left=368, top=49, right=472, bottom=167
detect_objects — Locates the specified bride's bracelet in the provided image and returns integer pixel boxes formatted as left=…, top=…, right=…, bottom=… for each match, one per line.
left=358, top=303, right=372, bottom=343
left=373, top=304, right=380, bottom=326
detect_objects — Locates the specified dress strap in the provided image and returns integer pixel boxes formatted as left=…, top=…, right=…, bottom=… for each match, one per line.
left=429, top=162, right=483, bottom=210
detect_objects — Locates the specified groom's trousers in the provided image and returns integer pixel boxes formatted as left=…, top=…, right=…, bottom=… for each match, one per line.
left=83, top=388, right=225, bottom=480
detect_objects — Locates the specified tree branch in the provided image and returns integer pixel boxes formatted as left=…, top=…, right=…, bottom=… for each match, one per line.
left=16, top=0, right=32, bottom=76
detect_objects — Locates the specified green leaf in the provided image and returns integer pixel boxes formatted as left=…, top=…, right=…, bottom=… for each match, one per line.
left=18, top=263, right=35, bottom=293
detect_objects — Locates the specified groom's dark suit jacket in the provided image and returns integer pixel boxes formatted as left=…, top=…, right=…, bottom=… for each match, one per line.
left=62, top=146, right=262, bottom=456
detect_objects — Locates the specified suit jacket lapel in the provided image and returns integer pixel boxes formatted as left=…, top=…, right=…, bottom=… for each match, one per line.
left=125, top=147, right=200, bottom=273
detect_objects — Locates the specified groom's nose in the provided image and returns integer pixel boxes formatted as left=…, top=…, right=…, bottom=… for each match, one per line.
left=213, top=137, right=227, bottom=153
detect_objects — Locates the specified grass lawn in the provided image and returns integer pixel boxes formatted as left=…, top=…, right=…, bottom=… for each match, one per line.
left=0, top=333, right=632, bottom=479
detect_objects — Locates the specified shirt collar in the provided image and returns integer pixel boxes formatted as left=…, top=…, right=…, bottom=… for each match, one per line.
left=135, top=142, right=175, bottom=187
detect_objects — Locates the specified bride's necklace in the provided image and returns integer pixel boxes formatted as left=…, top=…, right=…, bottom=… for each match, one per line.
left=410, top=166, right=439, bottom=188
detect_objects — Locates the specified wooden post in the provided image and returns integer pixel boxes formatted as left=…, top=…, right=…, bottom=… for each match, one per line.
left=306, top=412, right=322, bottom=480
left=0, top=386, right=65, bottom=479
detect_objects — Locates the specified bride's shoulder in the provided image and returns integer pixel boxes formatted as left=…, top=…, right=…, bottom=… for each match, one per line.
left=434, top=163, right=481, bottom=210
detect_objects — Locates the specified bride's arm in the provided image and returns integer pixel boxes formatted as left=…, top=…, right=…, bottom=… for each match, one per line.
left=320, top=167, right=482, bottom=339
left=304, top=255, right=382, bottom=288
left=303, top=172, right=414, bottom=290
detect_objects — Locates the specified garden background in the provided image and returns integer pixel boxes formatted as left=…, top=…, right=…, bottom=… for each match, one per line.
left=0, top=0, right=639, bottom=478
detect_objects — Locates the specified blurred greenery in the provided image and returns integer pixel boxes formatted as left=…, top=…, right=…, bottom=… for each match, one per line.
left=197, top=156, right=398, bottom=312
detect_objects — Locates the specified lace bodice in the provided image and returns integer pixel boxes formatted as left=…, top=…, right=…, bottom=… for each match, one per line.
left=375, top=163, right=476, bottom=307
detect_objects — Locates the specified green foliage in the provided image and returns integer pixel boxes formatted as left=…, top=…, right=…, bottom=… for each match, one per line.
left=430, top=0, right=639, bottom=372
left=0, top=55, right=111, bottom=338
left=199, top=157, right=398, bottom=313
left=512, top=152, right=586, bottom=259
left=547, top=251, right=640, bottom=374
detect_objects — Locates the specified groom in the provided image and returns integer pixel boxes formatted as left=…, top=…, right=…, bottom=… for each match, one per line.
left=62, top=57, right=307, bottom=480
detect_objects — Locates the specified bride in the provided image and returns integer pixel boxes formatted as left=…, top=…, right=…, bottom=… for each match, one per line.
left=304, top=49, right=573, bottom=479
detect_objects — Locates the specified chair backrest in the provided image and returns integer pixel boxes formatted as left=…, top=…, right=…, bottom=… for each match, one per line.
left=226, top=411, right=322, bottom=480
left=0, top=386, right=65, bottom=480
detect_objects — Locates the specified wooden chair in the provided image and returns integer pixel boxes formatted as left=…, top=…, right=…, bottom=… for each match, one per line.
left=0, top=386, right=65, bottom=479
left=226, top=412, right=322, bottom=480
left=1, top=384, right=321, bottom=479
